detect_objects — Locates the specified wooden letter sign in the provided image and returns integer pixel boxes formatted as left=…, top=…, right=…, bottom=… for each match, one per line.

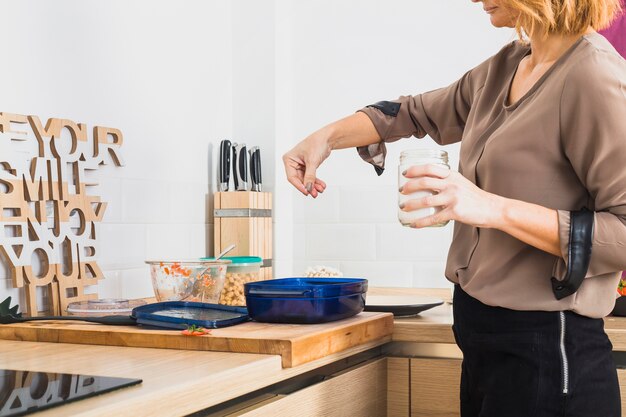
left=0, top=112, right=124, bottom=316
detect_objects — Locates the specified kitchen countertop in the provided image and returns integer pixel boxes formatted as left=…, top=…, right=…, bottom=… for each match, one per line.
left=369, top=287, right=626, bottom=350
left=4, top=287, right=626, bottom=416
left=0, top=337, right=386, bottom=416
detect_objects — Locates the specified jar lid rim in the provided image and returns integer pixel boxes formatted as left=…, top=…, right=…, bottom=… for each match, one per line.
left=400, top=149, right=448, bottom=157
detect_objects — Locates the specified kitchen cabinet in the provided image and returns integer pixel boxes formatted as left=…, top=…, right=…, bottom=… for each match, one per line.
left=387, top=358, right=410, bottom=416
left=392, top=358, right=626, bottom=417
left=385, top=356, right=461, bottom=417
left=226, top=358, right=387, bottom=416
left=410, top=358, right=461, bottom=417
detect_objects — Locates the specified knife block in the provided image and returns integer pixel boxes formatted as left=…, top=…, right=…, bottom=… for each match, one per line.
left=213, top=191, right=272, bottom=279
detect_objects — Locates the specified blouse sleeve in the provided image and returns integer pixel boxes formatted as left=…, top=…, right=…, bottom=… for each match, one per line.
left=355, top=55, right=492, bottom=174
left=553, top=51, right=626, bottom=280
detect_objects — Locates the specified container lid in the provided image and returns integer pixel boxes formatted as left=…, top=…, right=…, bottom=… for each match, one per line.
left=244, top=278, right=368, bottom=299
left=145, top=260, right=231, bottom=265
left=67, top=299, right=147, bottom=315
left=200, top=256, right=262, bottom=266
left=131, top=301, right=249, bottom=329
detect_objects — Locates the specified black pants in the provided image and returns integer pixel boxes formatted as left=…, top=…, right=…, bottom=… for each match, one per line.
left=452, top=285, right=621, bottom=417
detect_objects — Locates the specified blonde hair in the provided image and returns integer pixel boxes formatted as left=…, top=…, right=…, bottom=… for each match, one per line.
left=501, top=0, right=623, bottom=38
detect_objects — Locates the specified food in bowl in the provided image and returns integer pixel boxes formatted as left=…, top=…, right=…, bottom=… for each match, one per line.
left=145, top=260, right=230, bottom=303
left=220, top=272, right=256, bottom=306
left=201, top=256, right=263, bottom=306
left=304, top=265, right=343, bottom=278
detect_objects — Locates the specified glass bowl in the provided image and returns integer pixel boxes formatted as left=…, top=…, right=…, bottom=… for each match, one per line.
left=145, top=260, right=231, bottom=303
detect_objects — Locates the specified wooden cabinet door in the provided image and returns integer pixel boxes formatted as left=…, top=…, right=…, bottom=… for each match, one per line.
left=410, top=358, right=461, bottom=417
left=387, top=357, right=410, bottom=416
left=233, top=358, right=387, bottom=417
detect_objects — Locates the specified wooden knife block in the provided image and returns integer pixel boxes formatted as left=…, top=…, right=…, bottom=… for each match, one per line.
left=213, top=192, right=272, bottom=279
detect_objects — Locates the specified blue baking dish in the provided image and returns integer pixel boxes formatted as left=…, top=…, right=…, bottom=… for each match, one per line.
left=244, top=278, right=368, bottom=324
left=131, top=301, right=249, bottom=329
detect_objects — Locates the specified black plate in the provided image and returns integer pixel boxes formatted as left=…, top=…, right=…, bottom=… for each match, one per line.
left=364, top=295, right=444, bottom=316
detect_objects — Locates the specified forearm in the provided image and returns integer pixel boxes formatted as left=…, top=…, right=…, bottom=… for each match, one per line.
left=492, top=196, right=561, bottom=257
left=324, top=112, right=381, bottom=150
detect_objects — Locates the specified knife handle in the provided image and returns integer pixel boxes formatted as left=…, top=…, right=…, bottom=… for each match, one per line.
left=219, top=140, right=231, bottom=192
left=232, top=143, right=248, bottom=191
left=250, top=146, right=262, bottom=192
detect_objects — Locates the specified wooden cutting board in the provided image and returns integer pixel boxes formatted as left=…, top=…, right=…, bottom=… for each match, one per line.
left=0, top=312, right=393, bottom=368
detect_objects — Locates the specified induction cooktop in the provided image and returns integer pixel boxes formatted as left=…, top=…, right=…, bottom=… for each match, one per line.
left=0, top=369, right=142, bottom=416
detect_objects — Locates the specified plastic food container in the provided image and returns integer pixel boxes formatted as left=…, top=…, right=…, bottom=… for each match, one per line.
left=244, top=277, right=368, bottom=324
left=67, top=299, right=147, bottom=317
left=200, top=256, right=263, bottom=306
left=145, top=260, right=230, bottom=303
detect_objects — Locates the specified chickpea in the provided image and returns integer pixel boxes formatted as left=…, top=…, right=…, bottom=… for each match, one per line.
left=219, top=269, right=261, bottom=306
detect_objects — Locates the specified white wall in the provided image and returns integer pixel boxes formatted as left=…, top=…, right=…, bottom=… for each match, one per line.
left=282, top=1, right=514, bottom=287
left=0, top=1, right=516, bottom=310
left=0, top=0, right=234, bottom=305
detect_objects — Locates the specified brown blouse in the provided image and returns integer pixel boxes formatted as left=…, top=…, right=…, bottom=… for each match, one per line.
left=358, top=33, right=626, bottom=318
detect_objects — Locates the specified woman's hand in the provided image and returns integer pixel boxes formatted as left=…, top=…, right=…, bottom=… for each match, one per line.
left=400, top=164, right=504, bottom=229
left=282, top=134, right=329, bottom=198
left=283, top=113, right=381, bottom=198
left=401, top=163, right=561, bottom=256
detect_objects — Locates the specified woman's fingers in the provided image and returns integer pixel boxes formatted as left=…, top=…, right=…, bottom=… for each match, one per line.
left=403, top=163, right=451, bottom=179
left=303, top=156, right=323, bottom=195
left=400, top=176, right=447, bottom=194
left=400, top=192, right=451, bottom=211
left=410, top=209, right=451, bottom=228
left=282, top=135, right=332, bottom=198
left=313, top=178, right=326, bottom=194
left=282, top=154, right=328, bottom=198
left=283, top=155, right=308, bottom=196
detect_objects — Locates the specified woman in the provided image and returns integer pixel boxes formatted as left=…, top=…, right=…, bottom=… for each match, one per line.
left=283, top=0, right=626, bottom=416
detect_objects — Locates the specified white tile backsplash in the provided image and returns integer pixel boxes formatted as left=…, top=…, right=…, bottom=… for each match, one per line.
left=169, top=182, right=208, bottom=225
left=98, top=177, right=123, bottom=224
left=146, top=224, right=192, bottom=260
left=338, top=185, right=397, bottom=224
left=98, top=270, right=123, bottom=298
left=376, top=223, right=452, bottom=262
left=190, top=224, right=211, bottom=258
left=305, top=224, right=376, bottom=261
left=99, top=223, right=147, bottom=270
left=122, top=179, right=171, bottom=224
left=412, top=261, right=452, bottom=289
left=339, top=261, right=413, bottom=287
left=293, top=224, right=306, bottom=260
left=294, top=188, right=340, bottom=224
left=120, top=267, right=154, bottom=300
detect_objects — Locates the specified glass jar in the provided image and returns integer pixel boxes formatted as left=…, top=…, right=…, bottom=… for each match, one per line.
left=200, top=256, right=264, bottom=306
left=398, top=149, right=449, bottom=227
